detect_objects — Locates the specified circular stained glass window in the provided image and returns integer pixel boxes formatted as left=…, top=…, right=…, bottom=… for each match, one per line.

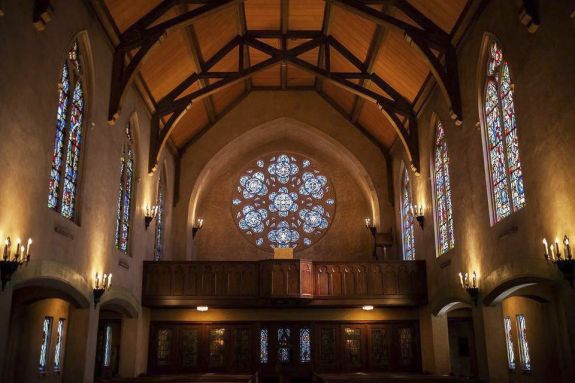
left=232, top=153, right=335, bottom=251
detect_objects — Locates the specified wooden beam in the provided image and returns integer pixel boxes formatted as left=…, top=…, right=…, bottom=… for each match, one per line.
left=33, top=0, right=53, bottom=31
left=236, top=1, right=252, bottom=91
left=280, top=0, right=289, bottom=89
left=315, top=1, right=334, bottom=91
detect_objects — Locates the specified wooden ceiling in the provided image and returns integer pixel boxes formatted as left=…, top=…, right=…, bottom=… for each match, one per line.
left=101, top=0, right=469, bottom=162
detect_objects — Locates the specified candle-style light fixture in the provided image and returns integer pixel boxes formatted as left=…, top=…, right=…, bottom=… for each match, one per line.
left=1, top=236, right=32, bottom=291
left=364, top=218, right=378, bottom=260
left=458, top=271, right=479, bottom=305
left=412, top=204, right=425, bottom=229
left=144, top=204, right=159, bottom=230
left=93, top=272, right=112, bottom=307
left=192, top=218, right=204, bottom=238
left=543, top=235, right=574, bottom=288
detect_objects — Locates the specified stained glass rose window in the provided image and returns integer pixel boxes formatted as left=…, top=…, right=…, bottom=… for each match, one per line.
left=232, top=153, right=335, bottom=251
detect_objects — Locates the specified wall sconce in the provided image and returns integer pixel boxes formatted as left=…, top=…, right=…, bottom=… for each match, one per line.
left=93, top=272, right=112, bottom=307
left=459, top=271, right=479, bottom=305
left=144, top=204, right=158, bottom=230
left=543, top=236, right=574, bottom=288
left=1, top=237, right=32, bottom=291
left=192, top=218, right=204, bottom=238
left=412, top=204, right=424, bottom=229
left=364, top=218, right=376, bottom=237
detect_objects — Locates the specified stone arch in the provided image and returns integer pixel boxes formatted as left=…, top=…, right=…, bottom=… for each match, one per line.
left=100, top=286, right=140, bottom=318
left=186, top=117, right=382, bottom=259
left=432, top=296, right=473, bottom=316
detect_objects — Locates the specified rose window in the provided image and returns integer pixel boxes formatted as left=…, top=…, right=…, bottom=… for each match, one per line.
left=232, top=153, right=335, bottom=251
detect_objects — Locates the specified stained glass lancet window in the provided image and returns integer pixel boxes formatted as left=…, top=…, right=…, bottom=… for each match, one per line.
left=278, top=328, right=291, bottom=363
left=432, top=121, right=455, bottom=256
left=115, top=124, right=135, bottom=253
left=299, top=328, right=311, bottom=363
left=104, top=325, right=112, bottom=367
left=48, top=40, right=86, bottom=219
left=483, top=40, right=525, bottom=222
left=504, top=316, right=516, bottom=370
left=401, top=168, right=415, bottom=260
left=154, top=171, right=166, bottom=261
left=260, top=328, right=269, bottom=363
left=54, top=318, right=65, bottom=371
left=516, top=314, right=531, bottom=371
left=39, top=317, right=53, bottom=372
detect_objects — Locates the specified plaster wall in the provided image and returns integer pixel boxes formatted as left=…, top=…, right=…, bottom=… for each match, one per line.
left=175, top=91, right=395, bottom=261
left=391, top=0, right=575, bottom=380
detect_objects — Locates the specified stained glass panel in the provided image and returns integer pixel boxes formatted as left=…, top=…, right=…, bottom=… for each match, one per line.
left=433, top=121, right=455, bottom=255
left=233, top=328, right=251, bottom=364
left=516, top=314, right=531, bottom=371
left=320, top=328, right=337, bottom=366
left=371, top=327, right=391, bottom=369
left=483, top=40, right=525, bottom=222
left=208, top=328, right=226, bottom=368
left=39, top=317, right=53, bottom=371
left=115, top=125, right=134, bottom=253
left=104, top=325, right=112, bottom=367
left=54, top=318, right=65, bottom=370
left=504, top=316, right=516, bottom=370
left=182, top=329, right=199, bottom=367
left=277, top=328, right=291, bottom=363
left=260, top=328, right=269, bottom=363
left=401, top=169, right=415, bottom=260
left=48, top=39, right=85, bottom=219
left=299, top=328, right=311, bottom=363
left=157, top=329, right=173, bottom=366
left=399, top=327, right=414, bottom=367
left=154, top=173, right=166, bottom=261
left=344, top=327, right=361, bottom=367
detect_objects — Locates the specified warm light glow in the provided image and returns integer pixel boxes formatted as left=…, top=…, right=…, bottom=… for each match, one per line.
left=196, top=218, right=204, bottom=228
left=197, top=306, right=208, bottom=312
left=364, top=218, right=371, bottom=228
left=362, top=305, right=374, bottom=311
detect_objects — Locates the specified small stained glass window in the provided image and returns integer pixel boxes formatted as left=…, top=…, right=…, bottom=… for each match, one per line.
left=299, top=328, right=311, bottom=363
left=208, top=328, right=226, bottom=368
left=483, top=40, right=525, bottom=223
left=181, top=329, right=199, bottom=368
left=344, top=327, right=361, bottom=367
left=156, top=328, right=173, bottom=366
left=401, top=168, right=415, bottom=260
left=115, top=124, right=135, bottom=253
left=399, top=327, right=414, bottom=367
left=154, top=171, right=166, bottom=261
left=54, top=318, right=65, bottom=371
left=39, top=317, right=53, bottom=372
left=432, top=121, right=455, bottom=256
left=277, top=328, right=291, bottom=363
left=103, top=325, right=112, bottom=367
left=260, top=328, right=269, bottom=364
left=504, top=316, right=516, bottom=370
left=516, top=314, right=531, bottom=371
left=320, top=327, right=337, bottom=366
left=48, top=40, right=86, bottom=220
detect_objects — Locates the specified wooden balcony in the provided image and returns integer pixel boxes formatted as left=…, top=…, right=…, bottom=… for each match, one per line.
left=142, top=260, right=427, bottom=307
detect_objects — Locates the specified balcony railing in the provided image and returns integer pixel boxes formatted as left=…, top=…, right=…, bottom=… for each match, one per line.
left=142, top=259, right=427, bottom=307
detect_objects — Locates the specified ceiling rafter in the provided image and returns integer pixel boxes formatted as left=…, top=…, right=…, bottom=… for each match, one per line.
left=280, top=0, right=289, bottom=89
left=107, top=0, right=244, bottom=123
left=178, top=4, right=217, bottom=124
left=315, top=1, right=334, bottom=92
left=328, top=0, right=463, bottom=123
left=147, top=32, right=420, bottom=174
left=236, top=1, right=252, bottom=91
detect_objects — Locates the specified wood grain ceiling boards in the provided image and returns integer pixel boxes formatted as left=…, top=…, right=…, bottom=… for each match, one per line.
left=101, top=0, right=470, bottom=153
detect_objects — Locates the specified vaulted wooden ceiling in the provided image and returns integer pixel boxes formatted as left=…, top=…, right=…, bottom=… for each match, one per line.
left=99, top=0, right=471, bottom=172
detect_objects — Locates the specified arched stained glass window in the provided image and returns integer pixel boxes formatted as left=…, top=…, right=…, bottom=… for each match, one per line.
left=401, top=168, right=415, bottom=260
left=154, top=171, right=166, bottom=261
left=432, top=121, right=454, bottom=256
left=482, top=39, right=525, bottom=222
left=48, top=40, right=86, bottom=219
left=115, top=124, right=135, bottom=253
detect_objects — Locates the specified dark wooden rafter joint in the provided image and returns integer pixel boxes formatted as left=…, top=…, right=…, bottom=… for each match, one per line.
left=328, top=0, right=463, bottom=125
left=518, top=0, right=540, bottom=33
left=146, top=33, right=421, bottom=173
left=33, top=0, right=54, bottom=31
left=107, top=0, right=244, bottom=124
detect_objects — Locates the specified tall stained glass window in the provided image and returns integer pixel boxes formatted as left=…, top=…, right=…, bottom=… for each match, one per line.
left=516, top=314, right=531, bottom=371
left=401, top=168, right=415, bottom=260
left=54, top=318, right=65, bottom=371
left=103, top=325, right=113, bottom=367
left=482, top=39, right=525, bottom=222
left=48, top=40, right=86, bottom=220
left=115, top=124, right=135, bottom=253
left=432, top=121, right=455, bottom=256
left=277, top=328, right=291, bottom=363
left=39, top=317, right=53, bottom=372
left=154, top=171, right=166, bottom=261
left=504, top=316, right=516, bottom=370
left=299, top=328, right=311, bottom=363
left=260, top=328, right=269, bottom=363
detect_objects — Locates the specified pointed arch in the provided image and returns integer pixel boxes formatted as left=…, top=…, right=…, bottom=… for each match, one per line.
left=400, top=164, right=415, bottom=260
left=154, top=164, right=167, bottom=261
left=478, top=34, right=526, bottom=224
left=431, top=118, right=454, bottom=256
left=47, top=33, right=92, bottom=221
left=114, top=118, right=137, bottom=254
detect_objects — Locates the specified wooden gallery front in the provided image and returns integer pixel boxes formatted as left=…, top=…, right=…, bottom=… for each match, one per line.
left=143, top=260, right=427, bottom=381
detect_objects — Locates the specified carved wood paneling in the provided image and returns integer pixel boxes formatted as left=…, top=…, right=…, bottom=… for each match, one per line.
left=142, top=260, right=427, bottom=307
